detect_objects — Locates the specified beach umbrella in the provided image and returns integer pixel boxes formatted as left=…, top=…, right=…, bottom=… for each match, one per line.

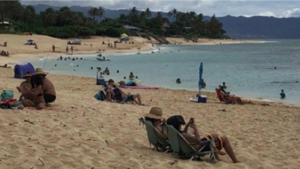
left=198, top=62, right=203, bottom=94
left=120, top=33, right=128, bottom=37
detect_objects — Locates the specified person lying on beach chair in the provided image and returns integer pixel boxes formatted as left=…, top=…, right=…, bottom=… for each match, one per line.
left=105, top=79, right=143, bottom=105
left=166, top=115, right=240, bottom=163
left=217, top=87, right=244, bottom=105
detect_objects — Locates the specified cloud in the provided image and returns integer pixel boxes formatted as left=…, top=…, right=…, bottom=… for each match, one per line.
left=258, top=11, right=276, bottom=17
left=21, top=0, right=300, bottom=18
left=281, top=8, right=300, bottom=18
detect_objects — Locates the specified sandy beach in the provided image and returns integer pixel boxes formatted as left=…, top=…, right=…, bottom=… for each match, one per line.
left=0, top=34, right=299, bottom=169
left=0, top=67, right=300, bottom=169
left=0, top=34, right=261, bottom=66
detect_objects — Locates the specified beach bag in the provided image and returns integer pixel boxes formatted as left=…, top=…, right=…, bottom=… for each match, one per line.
left=94, top=90, right=106, bottom=101
left=1, top=90, right=13, bottom=101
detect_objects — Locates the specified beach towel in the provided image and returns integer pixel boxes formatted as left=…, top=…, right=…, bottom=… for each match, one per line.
left=125, top=81, right=136, bottom=86
left=94, top=90, right=106, bottom=101
left=1, top=90, right=13, bottom=101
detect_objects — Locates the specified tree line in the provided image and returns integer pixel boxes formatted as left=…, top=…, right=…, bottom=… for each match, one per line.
left=0, top=1, right=228, bottom=39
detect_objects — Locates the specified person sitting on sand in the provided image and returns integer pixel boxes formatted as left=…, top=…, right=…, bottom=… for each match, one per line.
left=119, top=81, right=126, bottom=88
left=99, top=72, right=104, bottom=79
left=22, top=75, right=46, bottom=110
left=280, top=89, right=286, bottom=99
left=32, top=68, right=56, bottom=105
left=105, top=79, right=143, bottom=105
left=201, top=79, right=206, bottom=88
left=129, top=72, right=135, bottom=80
left=166, top=115, right=240, bottom=163
left=16, top=72, right=32, bottom=101
left=0, top=64, right=11, bottom=68
left=145, top=107, right=168, bottom=138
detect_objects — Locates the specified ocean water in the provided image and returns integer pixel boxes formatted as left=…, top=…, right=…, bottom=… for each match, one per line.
left=23, top=40, right=300, bottom=105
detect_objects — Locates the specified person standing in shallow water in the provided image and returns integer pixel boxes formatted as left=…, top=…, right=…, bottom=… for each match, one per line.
left=280, top=89, right=286, bottom=99
left=129, top=72, right=134, bottom=80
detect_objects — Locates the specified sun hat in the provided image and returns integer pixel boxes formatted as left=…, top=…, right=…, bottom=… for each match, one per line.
left=144, top=107, right=163, bottom=119
left=33, top=68, right=47, bottom=76
left=22, top=72, right=32, bottom=79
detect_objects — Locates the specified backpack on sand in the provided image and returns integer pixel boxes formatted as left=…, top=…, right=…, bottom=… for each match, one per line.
left=94, top=90, right=106, bottom=101
left=1, top=90, right=14, bottom=101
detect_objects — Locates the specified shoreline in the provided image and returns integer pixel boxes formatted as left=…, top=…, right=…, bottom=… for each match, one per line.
left=1, top=35, right=296, bottom=107
left=1, top=36, right=300, bottom=168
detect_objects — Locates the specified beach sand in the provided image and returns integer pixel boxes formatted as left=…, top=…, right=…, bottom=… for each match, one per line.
left=0, top=67, right=299, bottom=169
left=0, top=34, right=260, bottom=66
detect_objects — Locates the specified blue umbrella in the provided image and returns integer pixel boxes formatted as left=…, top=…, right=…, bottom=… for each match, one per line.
left=198, top=62, right=203, bottom=93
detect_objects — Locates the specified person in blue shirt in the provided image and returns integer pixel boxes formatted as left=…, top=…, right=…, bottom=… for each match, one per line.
left=280, top=89, right=286, bottom=99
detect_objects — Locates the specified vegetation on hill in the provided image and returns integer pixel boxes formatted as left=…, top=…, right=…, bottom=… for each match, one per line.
left=0, top=1, right=228, bottom=40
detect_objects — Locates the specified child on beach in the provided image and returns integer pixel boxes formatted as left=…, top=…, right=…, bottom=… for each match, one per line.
left=280, top=89, right=286, bottom=99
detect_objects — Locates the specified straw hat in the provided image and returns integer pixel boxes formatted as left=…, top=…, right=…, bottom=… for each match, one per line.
left=22, top=72, right=32, bottom=79
left=34, top=68, right=47, bottom=76
left=145, top=107, right=163, bottom=119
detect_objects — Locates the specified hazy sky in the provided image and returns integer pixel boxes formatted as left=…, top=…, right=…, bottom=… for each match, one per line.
left=21, top=0, right=300, bottom=18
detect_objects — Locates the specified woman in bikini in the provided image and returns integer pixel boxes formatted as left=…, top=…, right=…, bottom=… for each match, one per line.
left=22, top=75, right=46, bottom=110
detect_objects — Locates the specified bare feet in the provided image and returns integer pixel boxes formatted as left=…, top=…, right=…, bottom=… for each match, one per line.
left=218, top=151, right=226, bottom=156
left=45, top=103, right=51, bottom=107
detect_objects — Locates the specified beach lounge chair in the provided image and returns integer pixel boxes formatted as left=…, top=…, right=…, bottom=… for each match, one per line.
left=139, top=118, right=171, bottom=152
left=164, top=124, right=218, bottom=163
left=216, top=88, right=225, bottom=102
left=215, top=88, right=235, bottom=104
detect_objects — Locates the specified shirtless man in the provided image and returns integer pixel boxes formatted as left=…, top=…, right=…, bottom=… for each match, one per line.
left=167, top=115, right=240, bottom=163
left=106, top=79, right=142, bottom=105
left=33, top=68, right=56, bottom=105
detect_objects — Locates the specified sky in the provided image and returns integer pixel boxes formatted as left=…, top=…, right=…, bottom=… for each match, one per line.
left=21, top=0, right=300, bottom=18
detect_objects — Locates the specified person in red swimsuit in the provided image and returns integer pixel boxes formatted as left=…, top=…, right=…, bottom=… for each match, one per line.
left=167, top=115, right=240, bottom=163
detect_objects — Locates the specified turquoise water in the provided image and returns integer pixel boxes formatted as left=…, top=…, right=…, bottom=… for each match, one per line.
left=24, top=40, right=300, bottom=105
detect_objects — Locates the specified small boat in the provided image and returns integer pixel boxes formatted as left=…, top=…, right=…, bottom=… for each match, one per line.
left=97, top=57, right=111, bottom=61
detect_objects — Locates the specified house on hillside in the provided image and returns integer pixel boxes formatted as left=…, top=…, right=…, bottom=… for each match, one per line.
left=162, top=22, right=170, bottom=32
left=123, top=25, right=141, bottom=35
left=0, top=21, right=13, bottom=31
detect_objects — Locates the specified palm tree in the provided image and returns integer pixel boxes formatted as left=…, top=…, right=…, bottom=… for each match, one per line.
left=145, top=8, right=151, bottom=18
left=130, top=7, right=138, bottom=17
left=140, top=11, right=146, bottom=18
left=172, top=8, right=178, bottom=22
left=88, top=7, right=98, bottom=20
left=98, top=6, right=104, bottom=20
left=167, top=11, right=172, bottom=22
